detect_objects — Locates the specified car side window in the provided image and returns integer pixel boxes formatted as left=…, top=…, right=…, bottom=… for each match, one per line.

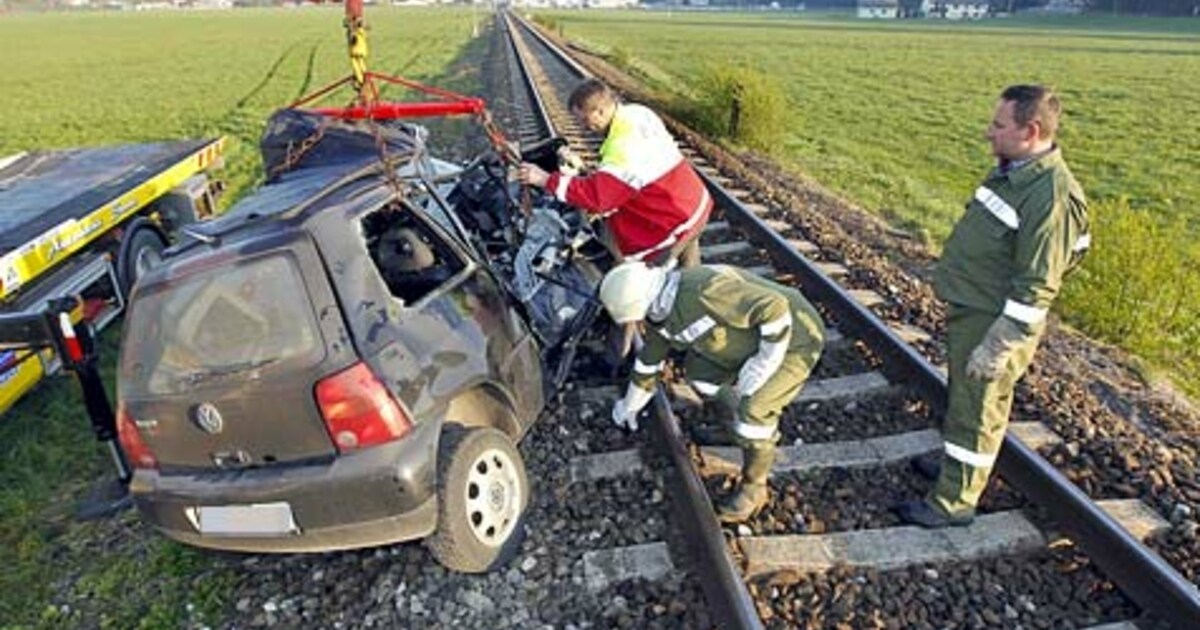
left=363, top=207, right=465, bottom=305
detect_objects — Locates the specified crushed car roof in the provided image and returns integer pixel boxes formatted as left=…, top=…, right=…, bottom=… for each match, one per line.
left=179, top=110, right=431, bottom=245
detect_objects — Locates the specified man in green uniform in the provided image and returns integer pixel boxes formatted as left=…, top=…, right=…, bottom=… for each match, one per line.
left=598, top=261, right=825, bottom=523
left=895, top=84, right=1090, bottom=528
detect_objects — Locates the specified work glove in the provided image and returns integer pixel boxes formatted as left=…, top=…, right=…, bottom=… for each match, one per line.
left=611, top=383, right=653, bottom=431
left=557, top=145, right=584, bottom=176
left=966, top=316, right=1029, bottom=381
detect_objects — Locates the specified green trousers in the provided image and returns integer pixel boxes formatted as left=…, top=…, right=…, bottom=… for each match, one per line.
left=930, top=305, right=1044, bottom=517
left=685, top=341, right=821, bottom=450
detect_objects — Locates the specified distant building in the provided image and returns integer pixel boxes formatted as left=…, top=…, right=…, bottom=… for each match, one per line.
left=922, top=0, right=988, bottom=18
left=585, top=0, right=637, bottom=7
left=1022, top=0, right=1086, bottom=14
left=857, top=0, right=898, bottom=18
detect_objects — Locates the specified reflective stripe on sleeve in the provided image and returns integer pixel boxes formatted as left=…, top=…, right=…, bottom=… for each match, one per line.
left=690, top=380, right=720, bottom=397
left=555, top=175, right=572, bottom=202
left=634, top=359, right=664, bottom=376
left=732, top=421, right=777, bottom=442
left=760, top=315, right=791, bottom=338
left=974, top=186, right=1019, bottom=229
left=944, top=441, right=997, bottom=468
left=1003, top=299, right=1048, bottom=325
left=737, top=339, right=789, bottom=396
left=1073, top=233, right=1091, bottom=252
left=673, top=316, right=717, bottom=343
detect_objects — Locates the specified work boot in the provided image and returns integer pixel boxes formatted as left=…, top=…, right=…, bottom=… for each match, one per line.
left=717, top=446, right=775, bottom=524
left=893, top=499, right=974, bottom=529
left=911, top=452, right=942, bottom=481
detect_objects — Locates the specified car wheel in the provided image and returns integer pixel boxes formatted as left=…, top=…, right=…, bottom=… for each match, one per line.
left=426, top=426, right=529, bottom=573
left=118, top=221, right=167, bottom=298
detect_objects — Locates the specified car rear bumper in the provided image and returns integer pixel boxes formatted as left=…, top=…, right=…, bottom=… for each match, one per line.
left=129, top=421, right=440, bottom=553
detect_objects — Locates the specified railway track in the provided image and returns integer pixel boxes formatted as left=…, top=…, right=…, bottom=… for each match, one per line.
left=494, top=10, right=1200, bottom=630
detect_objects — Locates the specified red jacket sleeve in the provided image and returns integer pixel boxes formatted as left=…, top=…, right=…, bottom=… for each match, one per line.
left=545, top=170, right=639, bottom=216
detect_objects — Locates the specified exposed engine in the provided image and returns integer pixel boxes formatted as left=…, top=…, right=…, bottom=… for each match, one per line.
left=446, top=146, right=608, bottom=349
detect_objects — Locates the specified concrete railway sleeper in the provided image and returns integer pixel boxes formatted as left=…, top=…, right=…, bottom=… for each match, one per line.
left=500, top=9, right=1200, bottom=629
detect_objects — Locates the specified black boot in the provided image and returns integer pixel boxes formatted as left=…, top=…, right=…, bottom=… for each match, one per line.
left=893, top=499, right=974, bottom=529
left=717, top=446, right=775, bottom=524
left=911, top=452, right=942, bottom=481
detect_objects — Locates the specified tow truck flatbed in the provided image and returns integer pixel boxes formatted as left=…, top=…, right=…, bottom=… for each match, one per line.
left=0, top=136, right=224, bottom=414
left=0, top=138, right=223, bottom=301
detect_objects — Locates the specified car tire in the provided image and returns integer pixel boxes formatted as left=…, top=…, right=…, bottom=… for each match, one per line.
left=426, top=426, right=529, bottom=573
left=118, top=221, right=168, bottom=298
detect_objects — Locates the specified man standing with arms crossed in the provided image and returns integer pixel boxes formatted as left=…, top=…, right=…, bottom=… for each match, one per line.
left=516, top=79, right=712, bottom=268
left=896, top=84, right=1091, bottom=528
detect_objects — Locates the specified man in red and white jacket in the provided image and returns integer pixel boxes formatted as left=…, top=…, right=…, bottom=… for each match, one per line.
left=518, top=79, right=712, bottom=267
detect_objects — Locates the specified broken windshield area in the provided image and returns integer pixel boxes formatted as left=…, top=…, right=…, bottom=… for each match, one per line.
left=119, top=252, right=324, bottom=397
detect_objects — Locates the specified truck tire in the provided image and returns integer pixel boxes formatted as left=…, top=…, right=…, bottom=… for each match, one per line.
left=426, top=426, right=529, bottom=573
left=118, top=220, right=168, bottom=298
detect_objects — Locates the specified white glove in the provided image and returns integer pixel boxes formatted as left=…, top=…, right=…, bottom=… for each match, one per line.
left=611, top=384, right=653, bottom=431
left=557, top=145, right=584, bottom=176
left=966, top=316, right=1029, bottom=381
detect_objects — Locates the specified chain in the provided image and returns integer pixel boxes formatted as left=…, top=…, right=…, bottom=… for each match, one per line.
left=267, top=114, right=334, bottom=181
left=477, top=110, right=531, bottom=217
left=367, top=117, right=409, bottom=201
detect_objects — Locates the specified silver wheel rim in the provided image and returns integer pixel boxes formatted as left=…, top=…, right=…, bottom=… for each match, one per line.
left=463, top=446, right=522, bottom=548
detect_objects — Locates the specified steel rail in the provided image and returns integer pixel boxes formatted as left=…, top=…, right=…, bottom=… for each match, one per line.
left=507, top=10, right=1200, bottom=627
left=500, top=13, right=559, bottom=140
left=648, top=387, right=766, bottom=630
left=501, top=12, right=764, bottom=629
left=702, top=171, right=1200, bottom=628
left=509, top=14, right=593, bottom=82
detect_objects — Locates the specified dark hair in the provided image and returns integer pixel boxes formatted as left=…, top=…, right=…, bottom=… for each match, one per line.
left=568, top=79, right=614, bottom=113
left=1001, top=84, right=1061, bottom=140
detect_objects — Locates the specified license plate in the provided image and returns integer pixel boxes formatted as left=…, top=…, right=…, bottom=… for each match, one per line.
left=191, top=502, right=298, bottom=537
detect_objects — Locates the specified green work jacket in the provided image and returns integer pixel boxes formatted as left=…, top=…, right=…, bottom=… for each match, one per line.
left=934, top=147, right=1089, bottom=330
left=631, top=265, right=824, bottom=391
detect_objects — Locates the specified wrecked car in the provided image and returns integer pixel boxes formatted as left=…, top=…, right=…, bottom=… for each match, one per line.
left=115, top=109, right=608, bottom=572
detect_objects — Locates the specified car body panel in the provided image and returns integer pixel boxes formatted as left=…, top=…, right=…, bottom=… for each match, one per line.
left=118, top=110, right=598, bottom=555
left=131, top=419, right=441, bottom=552
left=120, top=230, right=357, bottom=469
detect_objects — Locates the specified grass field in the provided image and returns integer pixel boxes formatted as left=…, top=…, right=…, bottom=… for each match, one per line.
left=0, top=7, right=481, bottom=627
left=0, top=6, right=484, bottom=201
left=538, top=10, right=1200, bottom=394
left=542, top=11, right=1200, bottom=237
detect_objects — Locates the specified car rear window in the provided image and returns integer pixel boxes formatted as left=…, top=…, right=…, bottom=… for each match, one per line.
left=120, top=253, right=324, bottom=397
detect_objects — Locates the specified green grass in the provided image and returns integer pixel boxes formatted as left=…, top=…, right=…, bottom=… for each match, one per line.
left=0, top=334, right=233, bottom=628
left=0, top=7, right=485, bottom=204
left=0, top=7, right=480, bottom=627
left=542, top=10, right=1200, bottom=395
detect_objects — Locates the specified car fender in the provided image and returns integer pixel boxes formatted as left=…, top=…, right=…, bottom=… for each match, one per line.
left=440, top=384, right=525, bottom=442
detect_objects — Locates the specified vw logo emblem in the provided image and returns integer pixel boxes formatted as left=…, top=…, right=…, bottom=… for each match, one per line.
left=193, top=403, right=224, bottom=435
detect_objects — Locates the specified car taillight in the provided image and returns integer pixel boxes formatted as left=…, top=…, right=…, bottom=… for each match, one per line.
left=316, top=362, right=412, bottom=453
left=117, top=404, right=158, bottom=470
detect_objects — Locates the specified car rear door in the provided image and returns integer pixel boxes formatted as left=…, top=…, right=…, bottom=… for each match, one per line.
left=118, top=232, right=355, bottom=470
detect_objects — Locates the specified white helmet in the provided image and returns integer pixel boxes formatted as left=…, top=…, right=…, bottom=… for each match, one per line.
left=598, top=261, right=668, bottom=323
